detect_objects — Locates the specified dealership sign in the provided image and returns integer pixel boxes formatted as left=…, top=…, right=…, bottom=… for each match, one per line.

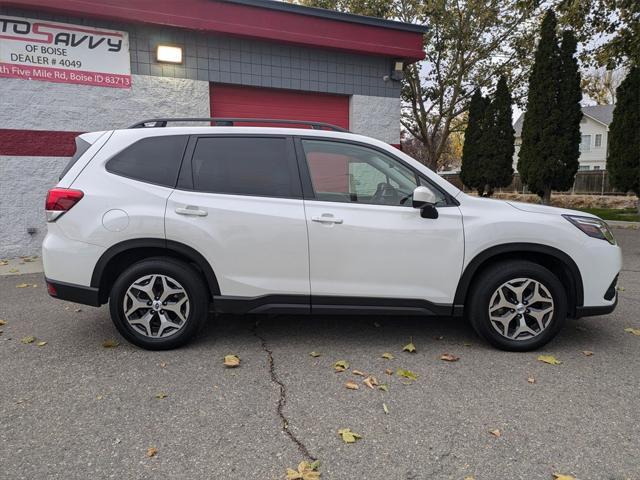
left=0, top=15, right=131, bottom=88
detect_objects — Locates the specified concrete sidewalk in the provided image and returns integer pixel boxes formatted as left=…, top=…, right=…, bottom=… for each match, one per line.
left=0, top=256, right=43, bottom=276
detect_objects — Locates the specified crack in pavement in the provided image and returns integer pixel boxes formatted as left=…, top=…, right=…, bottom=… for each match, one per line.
left=253, top=320, right=317, bottom=462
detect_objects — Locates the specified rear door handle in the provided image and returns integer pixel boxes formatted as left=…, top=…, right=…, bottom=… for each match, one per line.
left=175, top=206, right=208, bottom=217
left=311, top=214, right=343, bottom=224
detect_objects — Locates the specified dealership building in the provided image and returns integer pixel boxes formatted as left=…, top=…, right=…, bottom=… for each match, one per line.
left=0, top=0, right=425, bottom=258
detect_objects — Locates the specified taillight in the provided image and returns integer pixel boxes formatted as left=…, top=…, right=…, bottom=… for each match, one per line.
left=45, top=188, right=84, bottom=222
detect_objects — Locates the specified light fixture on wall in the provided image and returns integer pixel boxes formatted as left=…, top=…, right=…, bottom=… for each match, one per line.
left=156, top=45, right=183, bottom=64
left=390, top=60, right=405, bottom=81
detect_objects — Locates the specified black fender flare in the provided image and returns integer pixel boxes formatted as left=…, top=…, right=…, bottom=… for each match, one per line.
left=453, top=242, right=584, bottom=308
left=91, top=238, right=220, bottom=299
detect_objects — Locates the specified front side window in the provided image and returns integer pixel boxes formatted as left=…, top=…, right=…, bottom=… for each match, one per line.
left=302, top=139, right=422, bottom=206
left=106, top=135, right=188, bottom=187
left=191, top=137, right=300, bottom=198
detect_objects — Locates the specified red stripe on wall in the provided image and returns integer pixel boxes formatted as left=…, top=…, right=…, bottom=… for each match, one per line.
left=0, top=129, right=82, bottom=156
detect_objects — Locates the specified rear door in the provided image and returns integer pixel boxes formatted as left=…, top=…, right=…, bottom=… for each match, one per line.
left=165, top=135, right=310, bottom=304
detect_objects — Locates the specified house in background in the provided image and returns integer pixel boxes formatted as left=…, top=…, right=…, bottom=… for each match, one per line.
left=513, top=104, right=614, bottom=171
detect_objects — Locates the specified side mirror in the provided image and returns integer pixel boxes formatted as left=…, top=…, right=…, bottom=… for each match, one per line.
left=412, top=186, right=439, bottom=219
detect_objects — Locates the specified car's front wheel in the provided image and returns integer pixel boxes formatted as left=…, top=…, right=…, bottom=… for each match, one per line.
left=109, top=257, right=209, bottom=350
left=468, top=260, right=567, bottom=351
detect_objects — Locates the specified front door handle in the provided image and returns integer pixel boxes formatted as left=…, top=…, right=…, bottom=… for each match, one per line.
left=175, top=206, right=208, bottom=217
left=311, top=214, right=343, bottom=224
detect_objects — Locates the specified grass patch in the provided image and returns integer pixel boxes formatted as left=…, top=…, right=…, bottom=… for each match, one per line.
left=576, top=207, right=639, bottom=222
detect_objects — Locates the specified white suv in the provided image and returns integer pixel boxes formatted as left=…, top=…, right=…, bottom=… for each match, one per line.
left=42, top=118, right=621, bottom=351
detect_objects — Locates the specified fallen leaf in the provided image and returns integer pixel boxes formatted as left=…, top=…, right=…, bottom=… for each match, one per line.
left=0, top=260, right=8, bottom=265
left=16, top=283, right=30, bottom=288
left=0, top=320, right=6, bottom=326
left=155, top=392, right=168, bottom=399
left=363, top=376, right=378, bottom=389
left=96, top=395, right=103, bottom=400
left=352, top=369, right=365, bottom=376
left=9, top=269, right=19, bottom=273
left=381, top=352, right=394, bottom=360
left=553, top=474, right=577, bottom=480
left=465, top=477, right=476, bottom=480
left=345, top=380, right=359, bottom=390
left=402, top=339, right=416, bottom=353
left=21, top=336, right=35, bottom=344
left=582, top=350, right=594, bottom=356
left=396, top=368, right=418, bottom=381
left=527, top=376, right=536, bottom=384
left=440, top=353, right=460, bottom=362
left=36, top=341, right=47, bottom=347
left=102, top=339, right=119, bottom=348
left=537, top=355, right=562, bottom=365
left=223, top=354, right=240, bottom=367
left=338, top=428, right=362, bottom=444
left=334, top=360, right=349, bottom=372
left=385, top=368, right=393, bottom=375
left=617, top=286, right=625, bottom=292
left=159, top=362, right=167, bottom=368
left=309, top=351, right=321, bottom=357
left=463, top=341, right=472, bottom=347
left=382, top=403, right=389, bottom=414
left=286, top=460, right=321, bottom=480
left=490, top=429, right=501, bottom=438
left=146, top=447, right=158, bottom=458
left=373, top=321, right=381, bottom=328
left=624, top=328, right=640, bottom=336
left=434, top=335, right=444, bottom=341
left=378, top=384, right=388, bottom=393
left=575, top=325, right=587, bottom=332
left=74, top=308, right=82, bottom=313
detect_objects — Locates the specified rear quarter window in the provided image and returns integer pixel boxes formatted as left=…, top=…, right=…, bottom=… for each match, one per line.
left=59, top=137, right=91, bottom=180
left=106, top=135, right=189, bottom=187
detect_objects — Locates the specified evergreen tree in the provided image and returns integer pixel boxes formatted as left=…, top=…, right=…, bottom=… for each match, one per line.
left=518, top=10, right=564, bottom=204
left=460, top=90, right=488, bottom=195
left=608, top=66, right=640, bottom=212
left=556, top=30, right=582, bottom=191
left=483, top=76, right=515, bottom=196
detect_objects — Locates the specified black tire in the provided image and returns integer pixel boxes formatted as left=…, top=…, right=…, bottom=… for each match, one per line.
left=467, top=260, right=567, bottom=351
left=109, top=257, right=209, bottom=350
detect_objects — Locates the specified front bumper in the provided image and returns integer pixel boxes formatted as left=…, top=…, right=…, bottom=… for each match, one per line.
left=575, top=293, right=618, bottom=318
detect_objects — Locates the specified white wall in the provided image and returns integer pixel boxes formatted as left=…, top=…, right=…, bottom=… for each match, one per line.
left=350, top=95, right=401, bottom=144
left=0, top=75, right=210, bottom=258
left=513, top=115, right=609, bottom=172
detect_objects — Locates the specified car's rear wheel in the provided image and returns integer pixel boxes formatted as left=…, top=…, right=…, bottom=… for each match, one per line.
left=109, top=257, right=209, bottom=350
left=468, top=260, right=567, bottom=351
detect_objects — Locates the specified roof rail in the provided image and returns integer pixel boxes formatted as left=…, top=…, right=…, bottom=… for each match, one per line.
left=127, top=117, right=349, bottom=132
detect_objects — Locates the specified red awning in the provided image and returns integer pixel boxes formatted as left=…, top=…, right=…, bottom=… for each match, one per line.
left=2, top=0, right=426, bottom=61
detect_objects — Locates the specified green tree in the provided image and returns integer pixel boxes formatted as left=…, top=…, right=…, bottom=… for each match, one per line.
left=518, top=10, right=580, bottom=204
left=482, top=76, right=515, bottom=196
left=460, top=90, right=488, bottom=194
left=607, top=67, right=640, bottom=212
left=556, top=29, right=582, bottom=192
left=557, top=0, right=639, bottom=69
left=296, top=0, right=546, bottom=170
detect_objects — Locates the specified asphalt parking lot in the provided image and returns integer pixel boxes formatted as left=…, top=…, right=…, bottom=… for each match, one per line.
left=1, top=228, right=638, bottom=480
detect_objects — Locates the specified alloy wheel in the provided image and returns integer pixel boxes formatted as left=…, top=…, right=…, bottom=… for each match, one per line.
left=122, top=274, right=190, bottom=338
left=488, top=277, right=554, bottom=341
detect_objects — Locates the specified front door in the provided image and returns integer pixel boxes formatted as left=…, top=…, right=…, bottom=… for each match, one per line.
left=299, top=139, right=464, bottom=312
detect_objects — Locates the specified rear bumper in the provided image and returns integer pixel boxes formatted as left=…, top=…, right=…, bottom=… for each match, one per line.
left=46, top=278, right=101, bottom=307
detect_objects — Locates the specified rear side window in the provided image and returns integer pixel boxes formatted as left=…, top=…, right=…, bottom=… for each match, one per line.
left=190, top=137, right=300, bottom=198
left=106, top=135, right=189, bottom=187
left=59, top=137, right=91, bottom=180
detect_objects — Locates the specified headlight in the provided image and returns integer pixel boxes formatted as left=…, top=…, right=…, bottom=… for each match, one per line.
left=563, top=215, right=616, bottom=244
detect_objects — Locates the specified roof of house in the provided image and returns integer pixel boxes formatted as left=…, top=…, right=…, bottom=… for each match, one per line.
left=5, top=0, right=427, bottom=61
left=513, top=104, right=615, bottom=137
